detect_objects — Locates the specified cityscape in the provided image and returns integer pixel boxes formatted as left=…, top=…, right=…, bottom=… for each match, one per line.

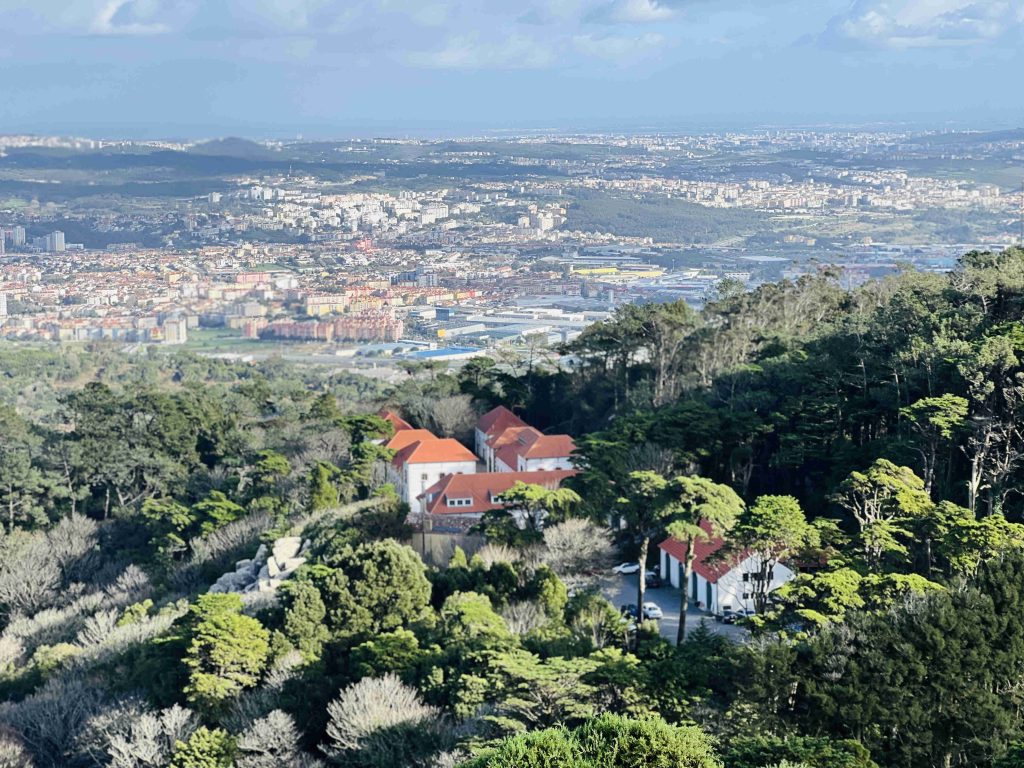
left=4, top=0, right=1024, bottom=766
left=1, top=129, right=1022, bottom=378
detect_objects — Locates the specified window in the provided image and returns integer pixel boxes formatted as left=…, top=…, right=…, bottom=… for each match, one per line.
left=446, top=497, right=473, bottom=508
left=741, top=573, right=750, bottom=582
left=742, top=592, right=750, bottom=600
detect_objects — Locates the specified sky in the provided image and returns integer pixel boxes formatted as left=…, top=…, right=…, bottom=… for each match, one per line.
left=0, top=0, right=1022, bottom=137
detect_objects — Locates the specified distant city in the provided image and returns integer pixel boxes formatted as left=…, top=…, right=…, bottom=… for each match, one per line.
left=1, top=128, right=1022, bottom=375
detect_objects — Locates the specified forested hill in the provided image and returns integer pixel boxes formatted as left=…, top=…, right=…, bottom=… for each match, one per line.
left=467, top=247, right=1024, bottom=520
left=1, top=249, right=1024, bottom=768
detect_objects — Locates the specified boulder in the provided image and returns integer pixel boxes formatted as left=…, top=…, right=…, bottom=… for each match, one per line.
left=272, top=537, right=303, bottom=563
left=266, top=558, right=281, bottom=578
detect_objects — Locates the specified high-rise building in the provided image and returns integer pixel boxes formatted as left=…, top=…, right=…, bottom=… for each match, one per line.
left=45, top=231, right=65, bottom=253
left=0, top=292, right=7, bottom=318
left=11, top=226, right=25, bottom=247
left=163, top=317, right=188, bottom=345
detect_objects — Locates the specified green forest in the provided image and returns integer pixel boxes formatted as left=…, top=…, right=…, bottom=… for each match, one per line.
left=2, top=248, right=1024, bottom=768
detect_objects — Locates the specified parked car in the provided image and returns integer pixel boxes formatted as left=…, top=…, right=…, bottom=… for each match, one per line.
left=620, top=603, right=639, bottom=618
left=641, top=601, right=663, bottom=619
left=644, top=571, right=663, bottom=588
left=612, top=562, right=641, bottom=575
left=722, top=609, right=753, bottom=625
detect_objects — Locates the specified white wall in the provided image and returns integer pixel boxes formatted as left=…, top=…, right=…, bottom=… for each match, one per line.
left=715, top=555, right=795, bottom=614
left=517, top=456, right=574, bottom=472
left=661, top=550, right=795, bottom=614
left=474, top=428, right=491, bottom=467
left=403, top=459, right=477, bottom=512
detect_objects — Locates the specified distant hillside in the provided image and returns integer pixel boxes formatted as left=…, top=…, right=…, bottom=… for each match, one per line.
left=188, top=137, right=279, bottom=160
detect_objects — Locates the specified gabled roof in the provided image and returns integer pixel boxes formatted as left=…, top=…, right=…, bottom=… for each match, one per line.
left=385, top=428, right=438, bottom=452
left=522, top=433, right=576, bottom=460
left=420, top=470, right=577, bottom=515
left=379, top=409, right=414, bottom=432
left=491, top=426, right=576, bottom=466
left=392, top=438, right=477, bottom=468
left=476, top=405, right=527, bottom=437
left=487, top=425, right=541, bottom=451
left=658, top=522, right=735, bottom=583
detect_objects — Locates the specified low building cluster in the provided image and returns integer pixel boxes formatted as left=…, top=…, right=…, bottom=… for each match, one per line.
left=380, top=406, right=577, bottom=532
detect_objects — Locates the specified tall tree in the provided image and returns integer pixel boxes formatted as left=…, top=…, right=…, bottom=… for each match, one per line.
left=832, top=459, right=932, bottom=569
left=664, top=475, right=744, bottom=643
left=900, top=394, right=968, bottom=496
left=617, top=471, right=676, bottom=614
left=727, top=495, right=818, bottom=613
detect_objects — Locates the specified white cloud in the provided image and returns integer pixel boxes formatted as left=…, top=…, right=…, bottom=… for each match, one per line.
left=91, top=0, right=170, bottom=35
left=826, top=0, right=1024, bottom=48
left=602, top=0, right=676, bottom=23
left=408, top=33, right=555, bottom=69
left=573, top=31, right=665, bottom=59
left=0, top=0, right=687, bottom=69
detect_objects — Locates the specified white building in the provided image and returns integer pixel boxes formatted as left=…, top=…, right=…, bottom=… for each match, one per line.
left=491, top=428, right=576, bottom=473
left=475, top=406, right=527, bottom=469
left=658, top=533, right=795, bottom=615
left=475, top=406, right=576, bottom=473
left=387, top=437, right=477, bottom=513
left=45, top=231, right=65, bottom=253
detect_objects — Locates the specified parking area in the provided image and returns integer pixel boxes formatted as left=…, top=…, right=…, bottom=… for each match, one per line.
left=606, top=573, right=748, bottom=644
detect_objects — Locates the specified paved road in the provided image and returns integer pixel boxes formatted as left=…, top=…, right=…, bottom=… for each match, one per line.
left=606, top=573, right=748, bottom=644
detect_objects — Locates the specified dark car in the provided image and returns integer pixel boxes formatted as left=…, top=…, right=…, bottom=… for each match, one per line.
left=645, top=571, right=663, bottom=588
left=620, top=603, right=640, bottom=619
left=722, top=609, right=753, bottom=625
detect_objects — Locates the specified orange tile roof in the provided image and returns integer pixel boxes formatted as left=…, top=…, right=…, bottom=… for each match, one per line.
left=477, top=405, right=527, bottom=437
left=385, top=429, right=438, bottom=451
left=379, top=410, right=414, bottom=432
left=420, top=470, right=577, bottom=515
left=491, top=427, right=576, bottom=465
left=523, top=433, right=576, bottom=460
left=392, top=438, right=477, bottom=467
left=486, top=425, right=541, bottom=451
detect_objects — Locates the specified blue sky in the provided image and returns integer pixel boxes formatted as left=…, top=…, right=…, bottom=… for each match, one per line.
left=0, top=0, right=1021, bottom=137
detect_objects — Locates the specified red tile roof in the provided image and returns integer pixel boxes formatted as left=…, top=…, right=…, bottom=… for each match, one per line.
left=385, top=429, right=438, bottom=452
left=476, top=405, right=527, bottom=437
left=420, top=470, right=577, bottom=515
left=658, top=522, right=734, bottom=583
left=487, top=426, right=541, bottom=451
left=490, top=426, right=576, bottom=466
left=523, top=433, right=576, bottom=460
left=379, top=410, right=414, bottom=432
left=392, top=438, right=477, bottom=468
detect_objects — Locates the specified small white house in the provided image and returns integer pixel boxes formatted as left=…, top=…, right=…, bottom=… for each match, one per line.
left=658, top=535, right=795, bottom=615
left=387, top=438, right=478, bottom=513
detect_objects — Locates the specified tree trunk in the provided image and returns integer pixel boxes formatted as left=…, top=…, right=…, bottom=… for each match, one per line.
left=676, top=544, right=694, bottom=645
left=636, top=537, right=648, bottom=617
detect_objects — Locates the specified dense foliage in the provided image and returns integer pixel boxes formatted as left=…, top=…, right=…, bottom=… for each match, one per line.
left=1, top=249, right=1024, bottom=767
